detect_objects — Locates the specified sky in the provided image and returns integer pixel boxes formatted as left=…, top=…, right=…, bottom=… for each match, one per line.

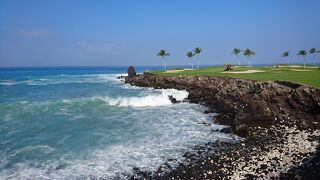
left=0, top=0, right=320, bottom=67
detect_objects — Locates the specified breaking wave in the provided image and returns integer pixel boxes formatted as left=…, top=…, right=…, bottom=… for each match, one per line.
left=102, top=89, right=189, bottom=107
left=0, top=70, right=237, bottom=179
left=0, top=74, right=126, bottom=86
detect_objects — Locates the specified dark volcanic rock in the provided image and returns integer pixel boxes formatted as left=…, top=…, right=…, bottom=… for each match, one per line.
left=275, top=80, right=302, bottom=89
left=124, top=68, right=320, bottom=179
left=116, top=75, right=126, bottom=80
left=168, top=95, right=180, bottom=103
left=125, top=72, right=320, bottom=137
left=127, top=66, right=137, bottom=77
left=219, top=127, right=232, bottom=133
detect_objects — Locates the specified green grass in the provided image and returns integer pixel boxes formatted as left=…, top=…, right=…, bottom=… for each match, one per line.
left=151, top=65, right=320, bottom=88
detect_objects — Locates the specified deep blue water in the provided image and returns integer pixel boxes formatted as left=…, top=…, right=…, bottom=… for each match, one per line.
left=0, top=66, right=233, bottom=179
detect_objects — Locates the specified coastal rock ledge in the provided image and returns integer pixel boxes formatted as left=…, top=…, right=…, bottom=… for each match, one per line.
left=125, top=72, right=320, bottom=136
left=124, top=69, right=320, bottom=179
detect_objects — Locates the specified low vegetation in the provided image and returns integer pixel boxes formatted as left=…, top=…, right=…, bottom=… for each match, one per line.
left=152, top=65, right=320, bottom=88
left=154, top=47, right=319, bottom=87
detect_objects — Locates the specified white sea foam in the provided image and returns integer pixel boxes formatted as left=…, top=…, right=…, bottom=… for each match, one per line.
left=0, top=74, right=126, bottom=86
left=0, top=103, right=236, bottom=179
left=102, top=89, right=189, bottom=107
left=0, top=81, right=21, bottom=85
left=7, top=145, right=55, bottom=159
left=0, top=72, right=237, bottom=179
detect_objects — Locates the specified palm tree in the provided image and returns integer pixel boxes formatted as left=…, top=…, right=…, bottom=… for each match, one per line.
left=186, top=51, right=195, bottom=69
left=297, top=49, right=307, bottom=69
left=309, top=48, right=319, bottom=65
left=282, top=51, right=289, bottom=64
left=157, top=49, right=170, bottom=70
left=243, top=49, right=255, bottom=66
left=232, top=48, right=242, bottom=66
left=193, top=47, right=202, bottom=69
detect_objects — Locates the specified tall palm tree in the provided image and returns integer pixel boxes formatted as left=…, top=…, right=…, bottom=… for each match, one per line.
left=232, top=48, right=242, bottom=66
left=309, top=48, right=319, bottom=65
left=186, top=51, right=195, bottom=69
left=193, top=47, right=202, bottom=69
left=297, top=49, right=307, bottom=69
left=157, top=49, right=170, bottom=70
left=282, top=51, right=289, bottom=64
left=243, top=49, right=255, bottom=66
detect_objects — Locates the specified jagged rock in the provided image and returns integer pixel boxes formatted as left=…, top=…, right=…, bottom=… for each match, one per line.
left=124, top=67, right=320, bottom=180
left=275, top=80, right=302, bottom=89
left=168, top=95, right=180, bottom=103
left=204, top=110, right=211, bottom=114
left=235, top=123, right=249, bottom=136
left=125, top=68, right=320, bottom=137
left=220, top=127, right=232, bottom=134
left=116, top=75, right=126, bottom=80
left=127, top=66, right=137, bottom=77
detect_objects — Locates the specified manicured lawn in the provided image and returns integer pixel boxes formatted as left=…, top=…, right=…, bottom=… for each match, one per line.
left=151, top=65, right=320, bottom=88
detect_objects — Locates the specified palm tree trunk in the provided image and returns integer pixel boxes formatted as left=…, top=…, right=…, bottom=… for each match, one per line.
left=237, top=55, right=240, bottom=66
left=164, top=61, right=166, bottom=71
left=191, top=60, right=194, bottom=69
left=303, top=56, right=306, bottom=69
left=197, top=55, right=200, bottom=69
left=314, top=54, right=316, bottom=65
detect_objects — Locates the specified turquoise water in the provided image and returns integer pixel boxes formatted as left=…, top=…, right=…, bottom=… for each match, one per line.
left=0, top=67, right=233, bottom=179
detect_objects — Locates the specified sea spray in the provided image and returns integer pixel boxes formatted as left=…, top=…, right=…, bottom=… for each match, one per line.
left=0, top=68, right=233, bottom=179
left=103, top=89, right=189, bottom=107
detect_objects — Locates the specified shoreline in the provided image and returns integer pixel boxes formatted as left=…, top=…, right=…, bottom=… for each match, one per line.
left=124, top=69, right=320, bottom=179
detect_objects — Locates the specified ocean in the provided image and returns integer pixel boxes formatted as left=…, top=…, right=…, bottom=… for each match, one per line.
left=0, top=66, right=233, bottom=179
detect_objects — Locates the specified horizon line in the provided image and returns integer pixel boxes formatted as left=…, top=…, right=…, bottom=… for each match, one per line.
left=0, top=63, right=306, bottom=69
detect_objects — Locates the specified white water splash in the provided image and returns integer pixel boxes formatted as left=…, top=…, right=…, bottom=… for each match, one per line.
left=102, top=89, right=189, bottom=107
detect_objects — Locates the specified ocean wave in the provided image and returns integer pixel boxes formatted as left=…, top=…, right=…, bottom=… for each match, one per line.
left=1, top=71, right=239, bottom=179
left=0, top=81, right=23, bottom=86
left=100, top=89, right=188, bottom=107
left=0, top=89, right=189, bottom=113
left=0, top=74, right=125, bottom=86
left=0, top=105, right=235, bottom=179
left=0, top=89, right=188, bottom=115
left=57, top=88, right=188, bottom=107
left=6, top=145, right=55, bottom=159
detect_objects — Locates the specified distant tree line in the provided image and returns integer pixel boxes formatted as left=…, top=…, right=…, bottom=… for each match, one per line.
left=157, top=48, right=319, bottom=70
left=282, top=48, right=319, bottom=69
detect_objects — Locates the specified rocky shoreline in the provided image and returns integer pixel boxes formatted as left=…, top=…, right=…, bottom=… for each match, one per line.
left=124, top=68, right=320, bottom=179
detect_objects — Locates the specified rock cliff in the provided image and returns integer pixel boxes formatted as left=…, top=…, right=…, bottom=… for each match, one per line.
left=125, top=72, right=320, bottom=137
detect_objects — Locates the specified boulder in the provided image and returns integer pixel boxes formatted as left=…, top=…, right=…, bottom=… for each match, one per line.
left=220, top=127, right=232, bottom=134
left=127, top=66, right=137, bottom=77
left=168, top=95, right=180, bottom=103
left=235, top=123, right=249, bottom=136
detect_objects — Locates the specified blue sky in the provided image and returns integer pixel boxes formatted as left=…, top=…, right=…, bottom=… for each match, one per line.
left=0, top=0, right=320, bottom=67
